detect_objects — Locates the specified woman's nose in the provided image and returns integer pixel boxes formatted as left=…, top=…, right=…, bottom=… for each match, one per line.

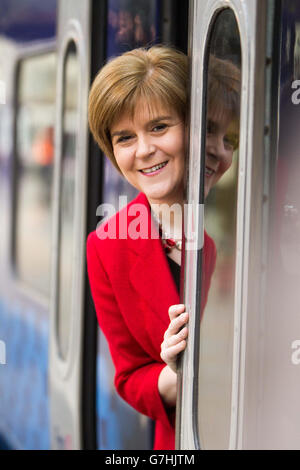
left=135, top=134, right=155, bottom=158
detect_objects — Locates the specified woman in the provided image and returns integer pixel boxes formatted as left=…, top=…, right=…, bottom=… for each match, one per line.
left=87, top=46, right=240, bottom=450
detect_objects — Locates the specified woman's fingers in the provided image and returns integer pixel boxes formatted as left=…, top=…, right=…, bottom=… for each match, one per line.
left=160, top=304, right=189, bottom=371
left=160, top=338, right=187, bottom=364
left=164, top=311, right=189, bottom=340
left=161, top=321, right=188, bottom=357
left=168, top=304, right=185, bottom=320
left=164, top=326, right=188, bottom=347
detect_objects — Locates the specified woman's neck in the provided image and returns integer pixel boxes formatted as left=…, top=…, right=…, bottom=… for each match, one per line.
left=150, top=201, right=183, bottom=241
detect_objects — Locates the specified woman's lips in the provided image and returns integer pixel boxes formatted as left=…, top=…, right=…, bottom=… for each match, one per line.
left=139, top=161, right=169, bottom=176
left=205, top=166, right=215, bottom=177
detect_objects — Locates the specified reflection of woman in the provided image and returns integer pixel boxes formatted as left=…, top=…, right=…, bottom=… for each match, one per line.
left=109, top=4, right=156, bottom=53
left=133, top=9, right=154, bottom=46
left=116, top=9, right=134, bottom=46
left=87, top=46, right=240, bottom=450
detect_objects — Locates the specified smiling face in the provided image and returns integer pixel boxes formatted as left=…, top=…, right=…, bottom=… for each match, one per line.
left=110, top=99, right=238, bottom=205
left=204, top=111, right=239, bottom=198
left=111, top=100, right=186, bottom=207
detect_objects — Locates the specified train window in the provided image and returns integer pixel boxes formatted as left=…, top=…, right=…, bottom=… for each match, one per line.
left=15, top=52, right=56, bottom=295
left=196, top=9, right=241, bottom=449
left=57, top=41, right=79, bottom=360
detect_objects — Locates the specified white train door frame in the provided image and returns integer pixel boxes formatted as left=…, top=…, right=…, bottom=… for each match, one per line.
left=49, top=0, right=91, bottom=450
left=177, top=0, right=269, bottom=449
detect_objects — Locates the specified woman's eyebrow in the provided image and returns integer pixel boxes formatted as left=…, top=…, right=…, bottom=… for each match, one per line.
left=148, top=115, right=173, bottom=124
left=111, top=129, right=132, bottom=138
left=111, top=116, right=174, bottom=138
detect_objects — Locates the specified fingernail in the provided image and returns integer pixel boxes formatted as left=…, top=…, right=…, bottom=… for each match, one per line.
left=176, top=304, right=185, bottom=310
left=169, top=304, right=185, bottom=316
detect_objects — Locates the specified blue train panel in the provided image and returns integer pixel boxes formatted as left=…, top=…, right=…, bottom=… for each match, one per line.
left=0, top=299, right=50, bottom=449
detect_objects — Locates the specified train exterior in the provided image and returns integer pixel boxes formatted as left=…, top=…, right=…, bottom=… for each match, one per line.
left=0, top=0, right=300, bottom=451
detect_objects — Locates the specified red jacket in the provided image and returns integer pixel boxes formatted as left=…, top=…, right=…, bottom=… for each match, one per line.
left=86, top=192, right=216, bottom=450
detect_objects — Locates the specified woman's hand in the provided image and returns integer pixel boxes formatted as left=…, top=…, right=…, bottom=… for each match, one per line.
left=160, top=304, right=189, bottom=373
left=158, top=305, right=189, bottom=407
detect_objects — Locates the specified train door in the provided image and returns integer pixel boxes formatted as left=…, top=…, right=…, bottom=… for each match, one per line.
left=49, top=0, right=92, bottom=450
left=177, top=0, right=264, bottom=449
left=178, top=0, right=300, bottom=450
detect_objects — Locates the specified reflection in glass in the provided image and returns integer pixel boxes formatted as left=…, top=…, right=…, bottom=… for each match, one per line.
left=197, top=9, right=241, bottom=449
left=107, top=0, right=158, bottom=57
left=57, top=42, right=79, bottom=360
left=16, top=53, right=56, bottom=295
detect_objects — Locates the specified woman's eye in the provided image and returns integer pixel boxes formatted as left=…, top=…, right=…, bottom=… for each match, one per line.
left=117, top=135, right=132, bottom=143
left=152, top=124, right=167, bottom=132
left=224, top=137, right=233, bottom=149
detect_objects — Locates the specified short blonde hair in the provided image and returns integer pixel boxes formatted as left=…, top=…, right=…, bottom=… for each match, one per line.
left=88, top=45, right=188, bottom=172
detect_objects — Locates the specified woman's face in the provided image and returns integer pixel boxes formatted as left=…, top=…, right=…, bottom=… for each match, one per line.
left=204, top=111, right=238, bottom=198
left=111, top=100, right=186, bottom=207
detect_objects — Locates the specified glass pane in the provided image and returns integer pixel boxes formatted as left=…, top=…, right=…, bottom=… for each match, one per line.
left=197, top=9, right=241, bottom=449
left=16, top=53, right=56, bottom=296
left=57, top=42, right=79, bottom=360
